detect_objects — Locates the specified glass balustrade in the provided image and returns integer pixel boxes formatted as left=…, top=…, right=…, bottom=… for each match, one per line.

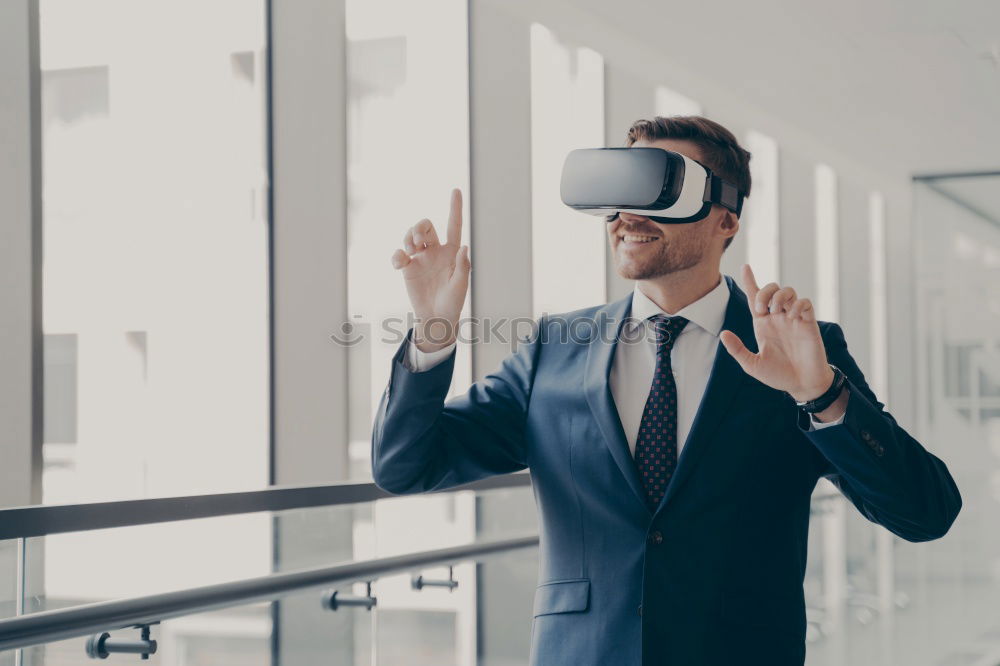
left=0, top=482, right=537, bottom=665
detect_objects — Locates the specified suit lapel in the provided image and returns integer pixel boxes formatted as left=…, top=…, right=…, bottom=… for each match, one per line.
left=583, top=294, right=650, bottom=512
left=583, top=275, right=758, bottom=515
left=654, top=274, right=756, bottom=515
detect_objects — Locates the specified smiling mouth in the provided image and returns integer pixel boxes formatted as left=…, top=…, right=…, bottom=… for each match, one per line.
left=618, top=233, right=660, bottom=243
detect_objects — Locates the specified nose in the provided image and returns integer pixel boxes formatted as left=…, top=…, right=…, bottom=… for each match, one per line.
left=618, top=212, right=651, bottom=225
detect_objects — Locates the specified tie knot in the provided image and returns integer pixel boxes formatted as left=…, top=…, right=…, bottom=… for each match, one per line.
left=648, top=314, right=688, bottom=348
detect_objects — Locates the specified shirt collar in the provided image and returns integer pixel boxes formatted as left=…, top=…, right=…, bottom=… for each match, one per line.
left=628, top=273, right=729, bottom=337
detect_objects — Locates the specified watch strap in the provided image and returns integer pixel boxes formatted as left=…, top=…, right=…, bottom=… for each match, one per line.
left=793, top=364, right=846, bottom=413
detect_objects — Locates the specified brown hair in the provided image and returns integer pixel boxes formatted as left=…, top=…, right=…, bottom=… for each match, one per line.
left=624, top=116, right=751, bottom=251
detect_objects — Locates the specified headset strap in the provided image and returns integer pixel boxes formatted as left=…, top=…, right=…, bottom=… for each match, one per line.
left=704, top=172, right=745, bottom=217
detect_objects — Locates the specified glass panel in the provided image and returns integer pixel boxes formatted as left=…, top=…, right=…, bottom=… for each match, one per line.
left=38, top=0, right=270, bottom=507
left=804, top=175, right=1000, bottom=665
left=22, top=600, right=274, bottom=665
left=26, top=513, right=272, bottom=614
left=743, top=130, right=780, bottom=285
left=813, top=163, right=838, bottom=322
left=343, top=1, right=474, bottom=661
left=900, top=175, right=1000, bottom=664
left=344, top=0, right=473, bottom=483
left=11, top=484, right=533, bottom=665
left=868, top=192, right=889, bottom=402
left=529, top=23, right=606, bottom=317
left=474, top=487, right=539, bottom=665
left=0, top=539, right=20, bottom=621
left=1, top=530, right=539, bottom=666
left=804, top=495, right=828, bottom=645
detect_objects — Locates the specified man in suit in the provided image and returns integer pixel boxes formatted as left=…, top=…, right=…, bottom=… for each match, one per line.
left=372, top=116, right=962, bottom=665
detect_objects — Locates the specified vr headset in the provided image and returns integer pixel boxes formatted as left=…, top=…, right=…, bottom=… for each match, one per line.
left=559, top=147, right=745, bottom=223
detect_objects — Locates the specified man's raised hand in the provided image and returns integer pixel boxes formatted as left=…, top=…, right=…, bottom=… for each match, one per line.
left=391, top=188, right=471, bottom=352
left=719, top=263, right=835, bottom=402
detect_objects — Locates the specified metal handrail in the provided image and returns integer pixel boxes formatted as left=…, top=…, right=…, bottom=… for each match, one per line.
left=912, top=169, right=1000, bottom=181
left=0, top=472, right=843, bottom=542
left=0, top=532, right=539, bottom=652
left=0, top=472, right=533, bottom=540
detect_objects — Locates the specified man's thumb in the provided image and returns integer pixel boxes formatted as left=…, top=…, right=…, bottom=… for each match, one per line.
left=720, top=329, right=754, bottom=373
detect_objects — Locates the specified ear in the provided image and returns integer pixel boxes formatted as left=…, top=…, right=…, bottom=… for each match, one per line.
left=719, top=209, right=739, bottom=240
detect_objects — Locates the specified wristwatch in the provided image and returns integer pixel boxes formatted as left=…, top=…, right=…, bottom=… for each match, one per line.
left=792, top=364, right=846, bottom=413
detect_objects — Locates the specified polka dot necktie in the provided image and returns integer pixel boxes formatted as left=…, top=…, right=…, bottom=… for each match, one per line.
left=635, top=314, right=689, bottom=511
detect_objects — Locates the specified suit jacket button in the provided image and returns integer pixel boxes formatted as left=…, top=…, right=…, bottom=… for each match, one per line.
left=638, top=603, right=643, bottom=616
left=861, top=430, right=872, bottom=441
left=648, top=530, right=663, bottom=545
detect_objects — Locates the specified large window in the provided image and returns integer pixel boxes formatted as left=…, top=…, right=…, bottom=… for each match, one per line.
left=39, top=0, right=270, bottom=503
left=530, top=23, right=606, bottom=316
left=37, top=0, right=271, bottom=659
left=345, top=1, right=476, bottom=663
left=744, top=129, right=780, bottom=284
left=868, top=192, right=889, bottom=401
left=814, top=163, right=839, bottom=322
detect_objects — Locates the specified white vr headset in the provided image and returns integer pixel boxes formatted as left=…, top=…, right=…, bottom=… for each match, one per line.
left=559, top=147, right=745, bottom=223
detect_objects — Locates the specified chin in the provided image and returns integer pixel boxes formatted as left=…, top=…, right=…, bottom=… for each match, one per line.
left=612, top=240, right=671, bottom=278
left=614, top=259, right=665, bottom=281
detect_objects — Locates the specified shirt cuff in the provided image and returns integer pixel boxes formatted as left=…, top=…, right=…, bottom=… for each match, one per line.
left=808, top=410, right=846, bottom=431
left=403, top=338, right=457, bottom=372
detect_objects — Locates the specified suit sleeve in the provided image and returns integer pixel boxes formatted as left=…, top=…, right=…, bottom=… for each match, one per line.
left=370, top=327, right=541, bottom=495
left=800, top=322, right=962, bottom=542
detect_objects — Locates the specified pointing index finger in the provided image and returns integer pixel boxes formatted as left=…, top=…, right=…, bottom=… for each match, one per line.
left=446, top=188, right=463, bottom=247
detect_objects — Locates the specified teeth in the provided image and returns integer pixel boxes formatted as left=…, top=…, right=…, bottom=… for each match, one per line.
left=620, top=234, right=658, bottom=243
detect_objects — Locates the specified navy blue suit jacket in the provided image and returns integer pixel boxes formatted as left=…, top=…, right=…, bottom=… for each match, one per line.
left=371, top=274, right=961, bottom=665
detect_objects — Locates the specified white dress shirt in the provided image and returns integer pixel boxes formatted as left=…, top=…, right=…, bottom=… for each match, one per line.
left=404, top=274, right=844, bottom=455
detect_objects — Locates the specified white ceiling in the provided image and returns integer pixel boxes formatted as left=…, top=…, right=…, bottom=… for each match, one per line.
left=574, top=0, right=1000, bottom=177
